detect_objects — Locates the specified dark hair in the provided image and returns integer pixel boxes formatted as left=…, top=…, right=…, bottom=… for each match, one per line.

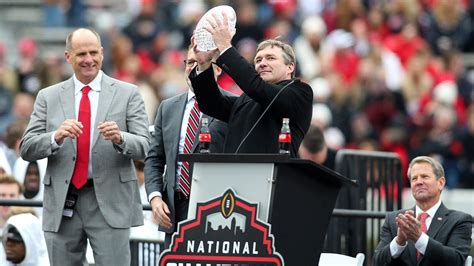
left=5, top=120, right=28, bottom=149
left=301, top=126, right=326, bottom=154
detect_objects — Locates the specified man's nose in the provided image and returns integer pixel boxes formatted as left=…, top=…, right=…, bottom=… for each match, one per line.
left=84, top=53, right=94, bottom=62
left=414, top=178, right=424, bottom=185
left=256, top=63, right=265, bottom=71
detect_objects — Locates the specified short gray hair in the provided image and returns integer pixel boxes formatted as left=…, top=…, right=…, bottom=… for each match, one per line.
left=65, top=28, right=102, bottom=52
left=255, top=39, right=296, bottom=77
left=407, top=156, right=445, bottom=180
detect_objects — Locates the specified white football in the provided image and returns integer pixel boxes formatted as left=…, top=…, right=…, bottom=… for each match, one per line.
left=194, top=5, right=237, bottom=51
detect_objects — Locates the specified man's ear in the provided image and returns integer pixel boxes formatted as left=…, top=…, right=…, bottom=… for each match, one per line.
left=213, top=64, right=223, bottom=76
left=287, top=63, right=295, bottom=76
left=65, top=51, right=71, bottom=63
left=438, top=176, right=446, bottom=191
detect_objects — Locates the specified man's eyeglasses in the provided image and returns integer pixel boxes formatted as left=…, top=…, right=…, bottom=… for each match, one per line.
left=183, top=59, right=197, bottom=67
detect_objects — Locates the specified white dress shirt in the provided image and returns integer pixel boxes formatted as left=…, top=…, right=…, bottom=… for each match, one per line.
left=390, top=200, right=442, bottom=258
left=51, top=71, right=103, bottom=178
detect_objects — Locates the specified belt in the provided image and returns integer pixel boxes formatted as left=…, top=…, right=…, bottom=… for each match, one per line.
left=68, top=179, right=94, bottom=193
left=83, top=179, right=94, bottom=188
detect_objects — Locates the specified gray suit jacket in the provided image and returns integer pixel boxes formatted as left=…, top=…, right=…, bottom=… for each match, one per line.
left=373, top=203, right=472, bottom=266
left=20, top=74, right=150, bottom=232
left=144, top=91, right=227, bottom=234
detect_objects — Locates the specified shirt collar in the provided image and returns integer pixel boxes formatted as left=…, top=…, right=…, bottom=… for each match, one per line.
left=73, top=70, right=103, bottom=95
left=416, top=199, right=442, bottom=218
left=187, top=89, right=196, bottom=102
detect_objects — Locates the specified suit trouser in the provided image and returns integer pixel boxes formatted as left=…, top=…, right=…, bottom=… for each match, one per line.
left=44, top=183, right=130, bottom=266
left=164, top=192, right=189, bottom=250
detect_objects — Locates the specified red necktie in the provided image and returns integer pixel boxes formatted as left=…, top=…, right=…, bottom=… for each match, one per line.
left=71, top=86, right=91, bottom=189
left=417, top=212, right=429, bottom=260
left=178, top=99, right=200, bottom=198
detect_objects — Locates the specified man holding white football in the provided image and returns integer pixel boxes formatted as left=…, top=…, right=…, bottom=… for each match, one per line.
left=190, top=11, right=313, bottom=157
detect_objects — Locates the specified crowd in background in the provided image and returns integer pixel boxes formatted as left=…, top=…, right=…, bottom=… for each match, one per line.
left=0, top=0, right=473, bottom=191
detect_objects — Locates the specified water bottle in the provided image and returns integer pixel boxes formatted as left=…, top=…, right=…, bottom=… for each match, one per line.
left=279, top=118, right=291, bottom=154
left=199, top=117, right=211, bottom=153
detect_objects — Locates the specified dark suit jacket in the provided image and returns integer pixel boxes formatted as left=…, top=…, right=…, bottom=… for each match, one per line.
left=373, top=203, right=472, bottom=266
left=190, top=47, right=313, bottom=157
left=144, top=91, right=227, bottom=233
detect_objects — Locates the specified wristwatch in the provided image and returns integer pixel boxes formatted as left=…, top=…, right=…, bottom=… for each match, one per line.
left=118, top=132, right=125, bottom=145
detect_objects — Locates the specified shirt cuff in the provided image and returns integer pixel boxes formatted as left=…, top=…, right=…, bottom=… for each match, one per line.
left=390, top=237, right=407, bottom=258
left=51, top=131, right=62, bottom=151
left=415, top=232, right=429, bottom=255
left=148, top=191, right=162, bottom=203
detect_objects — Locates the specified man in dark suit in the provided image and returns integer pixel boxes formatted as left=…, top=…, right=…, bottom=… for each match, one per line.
left=190, top=13, right=313, bottom=157
left=144, top=47, right=228, bottom=249
left=20, top=28, right=150, bottom=265
left=373, top=156, right=472, bottom=266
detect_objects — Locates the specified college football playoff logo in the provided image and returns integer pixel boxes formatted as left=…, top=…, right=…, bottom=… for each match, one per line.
left=159, top=189, right=284, bottom=265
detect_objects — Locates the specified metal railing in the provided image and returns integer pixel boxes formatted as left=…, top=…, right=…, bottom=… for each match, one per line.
left=1, top=199, right=472, bottom=266
left=130, top=238, right=161, bottom=266
left=0, top=150, right=408, bottom=265
left=324, top=149, right=403, bottom=265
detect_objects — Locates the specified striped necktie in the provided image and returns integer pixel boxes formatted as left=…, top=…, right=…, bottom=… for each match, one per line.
left=178, top=99, right=200, bottom=198
left=417, top=212, right=429, bottom=261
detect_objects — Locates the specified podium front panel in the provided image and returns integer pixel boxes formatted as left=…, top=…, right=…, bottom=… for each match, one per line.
left=188, top=162, right=275, bottom=222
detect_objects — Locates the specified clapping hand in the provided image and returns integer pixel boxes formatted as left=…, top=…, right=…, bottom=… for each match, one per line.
left=396, top=210, right=423, bottom=243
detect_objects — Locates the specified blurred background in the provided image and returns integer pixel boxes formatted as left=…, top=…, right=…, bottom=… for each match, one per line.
left=1, top=0, right=473, bottom=188
left=0, top=0, right=472, bottom=264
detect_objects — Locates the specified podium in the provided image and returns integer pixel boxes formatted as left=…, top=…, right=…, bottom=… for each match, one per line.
left=179, top=153, right=357, bottom=265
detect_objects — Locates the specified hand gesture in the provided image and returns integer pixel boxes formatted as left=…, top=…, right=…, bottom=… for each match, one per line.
left=191, top=35, right=218, bottom=71
left=395, top=213, right=408, bottom=245
left=205, top=12, right=235, bottom=52
left=396, top=210, right=423, bottom=242
left=150, top=196, right=172, bottom=229
left=54, top=119, right=84, bottom=144
left=97, top=121, right=123, bottom=145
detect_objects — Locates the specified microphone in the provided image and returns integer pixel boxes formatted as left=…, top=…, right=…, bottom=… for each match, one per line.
left=234, top=79, right=296, bottom=154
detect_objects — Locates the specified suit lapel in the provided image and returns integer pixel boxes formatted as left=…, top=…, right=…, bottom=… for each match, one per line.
left=175, top=92, right=217, bottom=153
left=59, top=78, right=77, bottom=152
left=169, top=93, right=187, bottom=157
left=92, top=74, right=116, bottom=148
left=427, top=203, right=449, bottom=238
left=410, top=204, right=449, bottom=265
left=407, top=242, right=417, bottom=265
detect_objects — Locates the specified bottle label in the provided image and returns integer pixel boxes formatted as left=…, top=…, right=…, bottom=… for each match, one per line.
left=278, top=133, right=291, bottom=143
left=199, top=133, right=211, bottom=142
